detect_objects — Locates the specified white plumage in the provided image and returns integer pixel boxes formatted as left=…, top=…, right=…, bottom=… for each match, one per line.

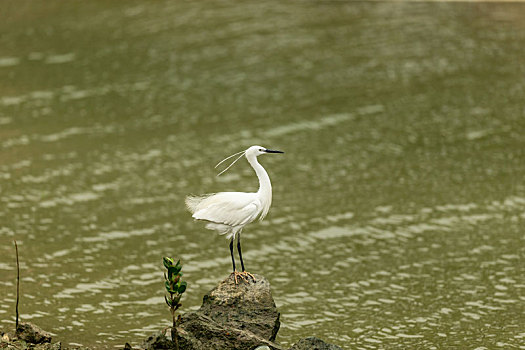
left=185, top=145, right=283, bottom=282
left=187, top=192, right=261, bottom=238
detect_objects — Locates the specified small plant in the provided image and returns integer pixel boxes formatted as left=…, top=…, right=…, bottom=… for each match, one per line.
left=163, top=257, right=187, bottom=349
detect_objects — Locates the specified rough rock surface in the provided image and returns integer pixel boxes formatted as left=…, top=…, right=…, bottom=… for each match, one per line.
left=142, top=331, right=175, bottom=350
left=177, top=312, right=281, bottom=350
left=16, top=323, right=52, bottom=345
left=1, top=323, right=62, bottom=349
left=288, top=337, right=343, bottom=350
left=0, top=340, right=61, bottom=350
left=143, top=273, right=282, bottom=350
left=198, top=273, right=280, bottom=341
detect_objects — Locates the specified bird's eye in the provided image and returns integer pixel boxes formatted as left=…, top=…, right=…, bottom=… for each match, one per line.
left=259, top=148, right=264, bottom=152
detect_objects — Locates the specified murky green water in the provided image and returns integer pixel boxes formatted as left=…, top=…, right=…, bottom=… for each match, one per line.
left=1, top=1, right=525, bottom=348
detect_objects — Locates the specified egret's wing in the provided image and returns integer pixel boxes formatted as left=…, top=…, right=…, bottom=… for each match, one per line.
left=188, top=192, right=260, bottom=227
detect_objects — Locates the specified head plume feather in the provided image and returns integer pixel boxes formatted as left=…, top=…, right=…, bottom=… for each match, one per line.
left=215, top=149, right=246, bottom=176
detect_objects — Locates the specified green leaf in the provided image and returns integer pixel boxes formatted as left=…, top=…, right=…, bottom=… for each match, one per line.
left=168, top=266, right=181, bottom=277
left=178, top=281, right=187, bottom=294
left=163, top=257, right=173, bottom=269
left=164, top=295, right=172, bottom=307
left=168, top=282, right=178, bottom=294
left=165, top=280, right=172, bottom=293
left=175, top=260, right=182, bottom=269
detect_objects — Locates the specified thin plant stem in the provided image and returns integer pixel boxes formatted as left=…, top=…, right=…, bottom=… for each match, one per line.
left=171, top=308, right=175, bottom=341
left=169, top=300, right=179, bottom=350
left=14, top=240, right=20, bottom=331
left=173, top=310, right=179, bottom=350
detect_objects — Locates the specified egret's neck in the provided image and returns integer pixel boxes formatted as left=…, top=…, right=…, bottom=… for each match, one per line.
left=248, top=156, right=271, bottom=194
left=247, top=155, right=272, bottom=215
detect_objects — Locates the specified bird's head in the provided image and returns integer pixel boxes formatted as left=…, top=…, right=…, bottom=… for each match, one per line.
left=246, top=145, right=285, bottom=158
left=215, top=145, right=284, bottom=176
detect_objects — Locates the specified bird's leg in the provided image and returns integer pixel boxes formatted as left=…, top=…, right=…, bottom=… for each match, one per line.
left=230, top=238, right=236, bottom=272
left=229, top=238, right=245, bottom=285
left=237, top=235, right=246, bottom=272
left=237, top=235, right=256, bottom=282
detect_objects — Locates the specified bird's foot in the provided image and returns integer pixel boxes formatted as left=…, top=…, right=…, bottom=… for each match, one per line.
left=231, top=271, right=255, bottom=284
left=241, top=271, right=256, bottom=282
left=232, top=270, right=247, bottom=284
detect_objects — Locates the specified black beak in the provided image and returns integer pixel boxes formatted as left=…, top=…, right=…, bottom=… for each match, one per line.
left=265, top=149, right=284, bottom=154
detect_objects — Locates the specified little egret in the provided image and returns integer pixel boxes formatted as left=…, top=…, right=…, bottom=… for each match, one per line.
left=185, top=145, right=284, bottom=284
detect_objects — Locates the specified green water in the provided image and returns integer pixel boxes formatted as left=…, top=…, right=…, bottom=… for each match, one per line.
left=1, top=1, right=524, bottom=348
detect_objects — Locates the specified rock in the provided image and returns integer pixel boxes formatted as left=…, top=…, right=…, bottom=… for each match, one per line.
left=198, top=273, right=280, bottom=341
left=16, top=322, right=52, bottom=344
left=142, top=274, right=340, bottom=350
left=150, top=273, right=282, bottom=350
left=34, top=342, right=62, bottom=350
left=1, top=325, right=60, bottom=350
left=1, top=332, right=12, bottom=343
left=288, top=337, right=342, bottom=350
left=142, top=331, right=175, bottom=349
left=0, top=340, right=61, bottom=350
left=177, top=312, right=281, bottom=350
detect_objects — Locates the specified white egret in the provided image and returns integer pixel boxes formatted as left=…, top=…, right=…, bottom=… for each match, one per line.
left=185, top=145, right=284, bottom=284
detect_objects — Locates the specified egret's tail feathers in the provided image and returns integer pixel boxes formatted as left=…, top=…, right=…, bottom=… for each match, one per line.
left=185, top=194, right=211, bottom=214
left=184, top=195, right=200, bottom=213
